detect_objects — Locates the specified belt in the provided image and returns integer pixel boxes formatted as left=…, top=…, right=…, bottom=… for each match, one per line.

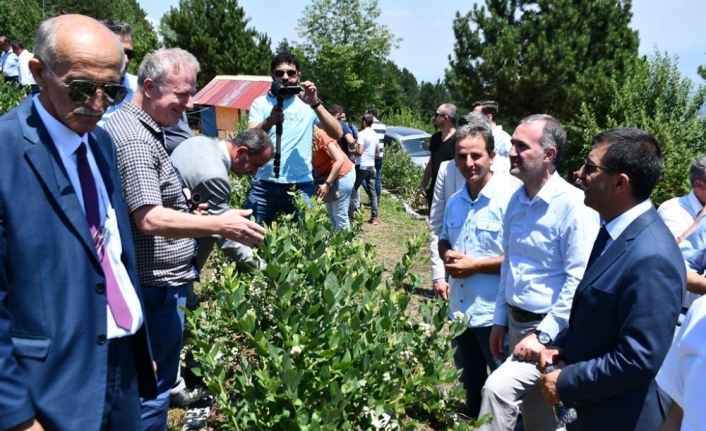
left=509, top=305, right=546, bottom=323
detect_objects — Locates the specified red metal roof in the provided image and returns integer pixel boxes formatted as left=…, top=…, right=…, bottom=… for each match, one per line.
left=194, top=75, right=271, bottom=110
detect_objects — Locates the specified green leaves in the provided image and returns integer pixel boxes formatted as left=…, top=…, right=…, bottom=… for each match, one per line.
left=186, top=196, right=466, bottom=430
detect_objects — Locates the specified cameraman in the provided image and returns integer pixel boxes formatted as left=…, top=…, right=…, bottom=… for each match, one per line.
left=247, top=52, right=342, bottom=223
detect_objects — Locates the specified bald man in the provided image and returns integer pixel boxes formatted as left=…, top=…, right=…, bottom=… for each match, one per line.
left=0, top=14, right=156, bottom=431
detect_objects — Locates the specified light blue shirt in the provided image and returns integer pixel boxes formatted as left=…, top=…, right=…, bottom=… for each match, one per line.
left=440, top=175, right=519, bottom=327
left=249, top=94, right=319, bottom=183
left=494, top=172, right=600, bottom=339
left=1, top=50, right=19, bottom=77
left=33, top=95, right=143, bottom=339
left=681, top=216, right=706, bottom=275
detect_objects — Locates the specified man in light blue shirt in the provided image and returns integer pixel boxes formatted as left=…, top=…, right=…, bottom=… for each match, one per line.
left=478, top=114, right=599, bottom=431
left=0, top=36, right=20, bottom=83
left=247, top=52, right=341, bottom=224
left=679, top=216, right=706, bottom=298
left=438, top=122, right=519, bottom=418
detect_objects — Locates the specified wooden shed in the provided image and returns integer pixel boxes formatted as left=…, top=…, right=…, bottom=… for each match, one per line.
left=193, top=75, right=271, bottom=139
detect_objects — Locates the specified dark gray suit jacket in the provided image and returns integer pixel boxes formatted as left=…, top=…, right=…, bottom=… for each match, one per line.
left=554, top=207, right=685, bottom=431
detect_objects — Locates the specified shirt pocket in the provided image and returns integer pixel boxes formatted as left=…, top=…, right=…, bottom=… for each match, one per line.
left=445, top=217, right=465, bottom=244
left=476, top=219, right=503, bottom=251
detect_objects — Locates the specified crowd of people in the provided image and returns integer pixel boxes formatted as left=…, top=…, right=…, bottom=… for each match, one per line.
left=0, top=11, right=704, bottom=431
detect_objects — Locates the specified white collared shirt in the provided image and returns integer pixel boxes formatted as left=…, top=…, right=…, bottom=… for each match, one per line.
left=602, top=199, right=653, bottom=251
left=494, top=172, right=600, bottom=339
left=33, top=95, right=143, bottom=338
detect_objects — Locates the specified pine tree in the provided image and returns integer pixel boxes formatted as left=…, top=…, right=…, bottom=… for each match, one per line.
left=160, top=0, right=272, bottom=88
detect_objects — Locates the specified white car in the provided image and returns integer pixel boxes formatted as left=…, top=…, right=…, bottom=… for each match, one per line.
left=384, top=126, right=432, bottom=168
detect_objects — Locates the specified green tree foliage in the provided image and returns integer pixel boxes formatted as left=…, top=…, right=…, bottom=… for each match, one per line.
left=569, top=51, right=706, bottom=206
left=699, top=62, right=706, bottom=81
left=0, top=0, right=42, bottom=51
left=161, top=0, right=272, bottom=88
left=419, top=79, right=459, bottom=118
left=447, top=0, right=639, bottom=126
left=296, top=0, right=399, bottom=116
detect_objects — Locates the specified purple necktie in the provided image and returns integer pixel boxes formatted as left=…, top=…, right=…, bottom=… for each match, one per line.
left=76, top=143, right=133, bottom=330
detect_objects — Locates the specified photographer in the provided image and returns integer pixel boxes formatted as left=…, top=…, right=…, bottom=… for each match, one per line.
left=247, top=52, right=342, bottom=224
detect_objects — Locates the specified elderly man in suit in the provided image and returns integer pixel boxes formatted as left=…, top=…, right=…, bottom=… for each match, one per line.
left=0, top=14, right=156, bottom=431
left=170, top=130, right=273, bottom=272
left=539, top=128, right=685, bottom=431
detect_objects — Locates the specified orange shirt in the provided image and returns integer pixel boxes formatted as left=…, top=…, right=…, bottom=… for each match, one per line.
left=312, top=129, right=353, bottom=179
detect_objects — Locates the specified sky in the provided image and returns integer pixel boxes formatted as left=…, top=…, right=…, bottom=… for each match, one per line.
left=142, top=0, right=706, bottom=85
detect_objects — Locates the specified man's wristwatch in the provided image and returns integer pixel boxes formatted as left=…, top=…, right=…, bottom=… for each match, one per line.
left=535, top=330, right=552, bottom=346
left=324, top=181, right=332, bottom=187
left=310, top=99, right=322, bottom=109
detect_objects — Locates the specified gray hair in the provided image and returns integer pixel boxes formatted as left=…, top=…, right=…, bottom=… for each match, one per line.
left=34, top=16, right=124, bottom=72
left=229, top=128, right=273, bottom=155
left=100, top=19, right=133, bottom=39
left=519, top=114, right=566, bottom=167
left=459, top=111, right=492, bottom=129
left=456, top=121, right=495, bottom=154
left=689, top=155, right=706, bottom=186
left=137, top=48, right=200, bottom=90
left=439, top=103, right=458, bottom=125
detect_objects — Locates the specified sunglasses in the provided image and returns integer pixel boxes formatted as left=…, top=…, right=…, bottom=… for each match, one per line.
left=45, top=63, right=128, bottom=106
left=583, top=159, right=619, bottom=175
left=274, top=69, right=298, bottom=78
left=124, top=48, right=137, bottom=60
left=433, top=112, right=445, bottom=118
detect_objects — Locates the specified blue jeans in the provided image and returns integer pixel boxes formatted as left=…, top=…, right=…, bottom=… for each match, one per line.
left=245, top=178, right=315, bottom=224
left=452, top=326, right=503, bottom=418
left=374, top=156, right=383, bottom=200
left=140, top=283, right=189, bottom=431
left=349, top=166, right=378, bottom=220
left=325, top=168, right=355, bottom=231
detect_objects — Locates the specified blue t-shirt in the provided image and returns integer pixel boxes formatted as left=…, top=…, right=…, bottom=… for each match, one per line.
left=338, top=120, right=352, bottom=157
left=249, top=95, right=319, bottom=183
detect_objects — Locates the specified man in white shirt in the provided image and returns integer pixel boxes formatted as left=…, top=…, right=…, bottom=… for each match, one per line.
left=98, top=19, right=138, bottom=127
left=10, top=40, right=35, bottom=87
left=349, top=113, right=380, bottom=224
left=478, top=114, right=599, bottom=431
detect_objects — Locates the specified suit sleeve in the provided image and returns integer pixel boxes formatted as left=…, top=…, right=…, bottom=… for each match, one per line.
left=556, top=252, right=683, bottom=407
left=0, top=196, right=37, bottom=429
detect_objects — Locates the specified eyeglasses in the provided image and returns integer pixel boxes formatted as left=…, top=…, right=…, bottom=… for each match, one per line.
left=124, top=48, right=137, bottom=60
left=45, top=63, right=128, bottom=106
left=274, top=69, right=298, bottom=78
left=583, top=159, right=619, bottom=175
left=434, top=112, right=446, bottom=118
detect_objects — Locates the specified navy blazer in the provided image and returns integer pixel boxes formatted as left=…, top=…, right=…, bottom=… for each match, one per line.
left=554, top=207, right=685, bottom=431
left=0, top=98, right=157, bottom=431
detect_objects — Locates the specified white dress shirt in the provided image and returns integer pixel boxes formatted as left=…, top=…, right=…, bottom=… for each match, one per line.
left=656, top=295, right=706, bottom=431
left=493, top=172, right=600, bottom=339
left=33, top=96, right=143, bottom=338
left=17, top=50, right=35, bottom=86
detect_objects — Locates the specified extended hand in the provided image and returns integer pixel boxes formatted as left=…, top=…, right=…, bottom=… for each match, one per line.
left=299, top=81, right=318, bottom=106
left=512, top=332, right=545, bottom=361
left=433, top=279, right=449, bottom=300
left=538, top=348, right=564, bottom=373
left=267, top=105, right=284, bottom=125
left=220, top=209, right=266, bottom=247
left=418, top=186, right=427, bottom=199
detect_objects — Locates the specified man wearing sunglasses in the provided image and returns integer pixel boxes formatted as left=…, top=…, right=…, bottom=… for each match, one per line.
left=247, top=52, right=342, bottom=224
left=420, top=103, right=458, bottom=208
left=0, top=14, right=157, bottom=431
left=97, top=19, right=138, bottom=127
left=538, top=128, right=684, bottom=430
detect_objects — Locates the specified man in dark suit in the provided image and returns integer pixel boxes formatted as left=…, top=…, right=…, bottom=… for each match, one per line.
left=538, top=128, right=685, bottom=431
left=0, top=14, right=156, bottom=431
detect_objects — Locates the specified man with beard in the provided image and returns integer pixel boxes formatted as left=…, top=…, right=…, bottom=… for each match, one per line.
left=0, top=14, right=156, bottom=431
left=246, top=52, right=341, bottom=224
left=539, top=128, right=683, bottom=430
left=438, top=122, right=519, bottom=418
left=477, top=115, right=599, bottom=431
left=420, top=103, right=457, bottom=207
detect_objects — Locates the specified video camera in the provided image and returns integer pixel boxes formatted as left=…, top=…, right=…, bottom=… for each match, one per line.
left=270, top=81, right=302, bottom=99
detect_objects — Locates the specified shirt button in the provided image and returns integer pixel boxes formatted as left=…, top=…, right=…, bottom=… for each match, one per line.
left=95, top=283, right=106, bottom=294
left=97, top=334, right=107, bottom=345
